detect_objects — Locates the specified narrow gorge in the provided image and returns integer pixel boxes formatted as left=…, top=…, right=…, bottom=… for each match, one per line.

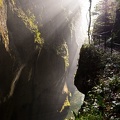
left=0, top=0, right=88, bottom=120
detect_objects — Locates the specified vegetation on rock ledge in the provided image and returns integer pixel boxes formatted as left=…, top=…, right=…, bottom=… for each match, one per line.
left=72, top=45, right=120, bottom=120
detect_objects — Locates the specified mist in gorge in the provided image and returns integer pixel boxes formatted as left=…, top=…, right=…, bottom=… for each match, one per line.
left=0, top=0, right=119, bottom=120
left=0, top=0, right=90, bottom=119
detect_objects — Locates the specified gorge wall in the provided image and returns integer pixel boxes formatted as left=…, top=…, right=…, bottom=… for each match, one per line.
left=0, top=0, right=85, bottom=120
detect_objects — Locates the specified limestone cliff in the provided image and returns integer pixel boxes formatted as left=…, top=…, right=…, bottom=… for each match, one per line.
left=0, top=0, right=81, bottom=119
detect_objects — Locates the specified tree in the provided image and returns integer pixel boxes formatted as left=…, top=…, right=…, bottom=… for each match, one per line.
left=92, top=0, right=117, bottom=39
left=88, top=0, right=92, bottom=44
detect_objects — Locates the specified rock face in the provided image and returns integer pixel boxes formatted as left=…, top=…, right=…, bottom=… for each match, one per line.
left=74, top=45, right=102, bottom=95
left=0, top=0, right=81, bottom=120
left=113, top=6, right=120, bottom=44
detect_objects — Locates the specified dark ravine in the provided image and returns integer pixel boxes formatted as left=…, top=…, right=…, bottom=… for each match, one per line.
left=0, top=0, right=82, bottom=120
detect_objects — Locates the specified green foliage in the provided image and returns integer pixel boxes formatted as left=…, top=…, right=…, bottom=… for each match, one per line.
left=67, top=110, right=103, bottom=120
left=73, top=51, right=120, bottom=120
left=93, top=0, right=117, bottom=37
left=85, top=75, right=120, bottom=119
left=72, top=76, right=120, bottom=119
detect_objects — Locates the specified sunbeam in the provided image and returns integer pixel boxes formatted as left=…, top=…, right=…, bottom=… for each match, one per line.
left=0, top=0, right=104, bottom=120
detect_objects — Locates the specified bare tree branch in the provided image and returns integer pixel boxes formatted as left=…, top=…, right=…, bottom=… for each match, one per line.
left=88, top=0, right=92, bottom=44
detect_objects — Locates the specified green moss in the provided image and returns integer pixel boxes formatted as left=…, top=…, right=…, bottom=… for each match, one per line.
left=60, top=96, right=70, bottom=113
left=57, top=42, right=69, bottom=70
left=0, top=0, right=3, bottom=7
left=74, top=44, right=105, bottom=95
left=10, top=0, right=44, bottom=47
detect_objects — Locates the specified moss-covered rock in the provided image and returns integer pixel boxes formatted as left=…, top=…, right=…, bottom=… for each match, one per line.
left=75, top=44, right=103, bottom=95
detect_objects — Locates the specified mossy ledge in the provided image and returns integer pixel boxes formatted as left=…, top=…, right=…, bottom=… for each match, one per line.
left=10, top=0, right=44, bottom=47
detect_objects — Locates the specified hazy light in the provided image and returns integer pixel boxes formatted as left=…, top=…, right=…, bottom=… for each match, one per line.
left=77, top=0, right=100, bottom=42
